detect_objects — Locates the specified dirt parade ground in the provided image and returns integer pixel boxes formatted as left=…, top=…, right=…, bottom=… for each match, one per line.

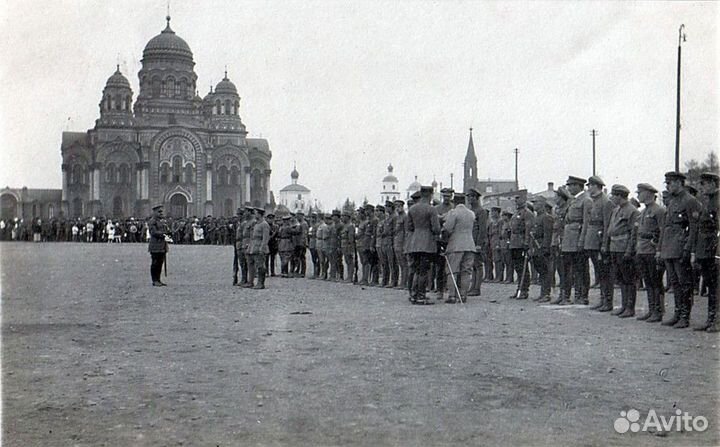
left=1, top=242, right=718, bottom=446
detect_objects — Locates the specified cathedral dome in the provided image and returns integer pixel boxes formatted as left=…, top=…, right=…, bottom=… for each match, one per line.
left=142, top=16, right=193, bottom=62
left=291, top=166, right=299, bottom=180
left=105, top=66, right=131, bottom=89
left=382, top=163, right=398, bottom=183
left=215, top=76, right=238, bottom=96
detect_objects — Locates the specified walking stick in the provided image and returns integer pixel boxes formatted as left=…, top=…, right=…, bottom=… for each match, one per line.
left=515, top=249, right=529, bottom=299
left=164, top=252, right=168, bottom=277
left=443, top=254, right=464, bottom=304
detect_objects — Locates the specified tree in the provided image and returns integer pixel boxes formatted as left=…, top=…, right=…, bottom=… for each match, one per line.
left=685, top=151, right=719, bottom=184
left=342, top=198, right=355, bottom=215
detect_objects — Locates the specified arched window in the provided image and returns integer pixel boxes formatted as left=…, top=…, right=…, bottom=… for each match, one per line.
left=105, top=163, right=116, bottom=184
left=114, top=95, right=122, bottom=110
left=110, top=96, right=116, bottom=110
left=234, top=101, right=239, bottom=115
left=218, top=166, right=228, bottom=186
left=160, top=164, right=169, bottom=184
left=178, top=78, right=187, bottom=98
left=72, top=165, right=84, bottom=184
left=32, top=204, right=38, bottom=218
left=48, top=204, right=54, bottom=219
left=166, top=77, right=175, bottom=98
left=172, top=156, right=182, bottom=183
left=224, top=198, right=233, bottom=217
left=105, top=95, right=112, bottom=111
left=152, top=77, right=161, bottom=97
left=224, top=100, right=231, bottom=115
left=119, top=164, right=129, bottom=184
left=230, top=166, right=239, bottom=185
left=215, top=100, right=222, bottom=115
left=184, top=165, right=194, bottom=184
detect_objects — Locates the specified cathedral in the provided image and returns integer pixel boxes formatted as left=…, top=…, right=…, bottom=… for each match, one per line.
left=60, top=16, right=272, bottom=219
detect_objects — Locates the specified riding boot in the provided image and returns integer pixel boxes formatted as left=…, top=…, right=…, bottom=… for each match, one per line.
left=662, top=291, right=682, bottom=326
left=647, top=290, right=663, bottom=322
left=611, top=286, right=626, bottom=315
left=619, top=286, right=636, bottom=318
left=253, top=268, right=266, bottom=289
left=598, top=290, right=613, bottom=312
left=589, top=293, right=604, bottom=310
left=695, top=294, right=717, bottom=331
left=674, top=290, right=691, bottom=328
left=637, top=288, right=653, bottom=320
left=550, top=290, right=564, bottom=305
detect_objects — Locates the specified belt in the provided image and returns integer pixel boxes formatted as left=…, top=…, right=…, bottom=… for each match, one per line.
left=589, top=221, right=603, bottom=226
left=639, top=232, right=656, bottom=240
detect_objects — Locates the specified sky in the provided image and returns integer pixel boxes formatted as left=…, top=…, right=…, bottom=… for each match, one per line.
left=0, top=1, right=717, bottom=209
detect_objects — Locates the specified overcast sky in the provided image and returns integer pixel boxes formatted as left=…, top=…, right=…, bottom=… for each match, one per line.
left=1, top=1, right=717, bottom=209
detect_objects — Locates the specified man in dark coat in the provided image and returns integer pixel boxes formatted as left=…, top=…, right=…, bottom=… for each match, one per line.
left=693, top=172, right=719, bottom=332
left=148, top=204, right=169, bottom=286
left=407, top=186, right=441, bottom=304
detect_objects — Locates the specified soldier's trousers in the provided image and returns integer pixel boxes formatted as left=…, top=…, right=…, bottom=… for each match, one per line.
left=294, top=246, right=307, bottom=276
left=511, top=248, right=530, bottom=294
left=342, top=249, right=355, bottom=281
left=636, top=254, right=664, bottom=312
left=324, top=249, right=338, bottom=280
left=233, top=246, right=239, bottom=281
left=309, top=248, right=320, bottom=277
left=664, top=257, right=694, bottom=319
left=360, top=249, right=372, bottom=284
left=410, top=252, right=433, bottom=299
left=532, top=252, right=552, bottom=297
left=434, top=253, right=446, bottom=292
left=377, top=246, right=387, bottom=285
left=247, top=253, right=267, bottom=284
left=317, top=249, right=327, bottom=279
left=393, top=244, right=406, bottom=288
left=279, top=250, right=293, bottom=275
left=502, top=249, right=513, bottom=281
left=384, top=245, right=397, bottom=286
left=446, top=251, right=474, bottom=298
left=150, top=252, right=165, bottom=282
left=485, top=248, right=494, bottom=280
left=239, top=250, right=248, bottom=283
left=561, top=251, right=585, bottom=298
left=473, top=250, right=485, bottom=289
left=586, top=250, right=612, bottom=301
left=493, top=248, right=504, bottom=281
left=552, top=246, right=564, bottom=290
left=697, top=258, right=718, bottom=323
left=268, top=249, right=278, bottom=276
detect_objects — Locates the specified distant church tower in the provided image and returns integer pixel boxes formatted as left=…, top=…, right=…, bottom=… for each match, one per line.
left=380, top=163, right=400, bottom=203
left=463, top=128, right=477, bottom=194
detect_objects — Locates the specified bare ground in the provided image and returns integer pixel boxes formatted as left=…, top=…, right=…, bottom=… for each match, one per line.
left=1, top=242, right=718, bottom=446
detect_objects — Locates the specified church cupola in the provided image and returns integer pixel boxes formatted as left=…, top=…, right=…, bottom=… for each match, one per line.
left=96, top=65, right=134, bottom=128
left=206, top=69, right=246, bottom=134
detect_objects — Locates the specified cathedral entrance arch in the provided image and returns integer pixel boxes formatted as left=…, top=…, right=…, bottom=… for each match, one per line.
left=169, top=193, right=188, bottom=218
left=1, top=194, right=18, bottom=220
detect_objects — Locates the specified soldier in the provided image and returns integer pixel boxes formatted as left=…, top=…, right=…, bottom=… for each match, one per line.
left=247, top=208, right=270, bottom=289
left=278, top=216, right=295, bottom=277
left=321, top=213, right=337, bottom=280
left=315, top=213, right=328, bottom=280
left=583, top=176, right=615, bottom=310
left=364, top=204, right=379, bottom=285
left=434, top=188, right=454, bottom=300
left=232, top=208, right=244, bottom=285
left=488, top=206, right=503, bottom=282
left=693, top=172, right=719, bottom=332
left=239, top=210, right=257, bottom=287
left=382, top=201, right=397, bottom=287
left=393, top=200, right=407, bottom=290
left=500, top=210, right=514, bottom=283
left=147, top=204, right=169, bottom=287
left=561, top=176, right=592, bottom=304
left=530, top=197, right=554, bottom=302
left=333, top=210, right=345, bottom=280
left=550, top=187, right=571, bottom=303
left=356, top=208, right=368, bottom=285
left=340, top=211, right=356, bottom=283
left=631, top=183, right=666, bottom=322
left=407, top=186, right=441, bottom=304
left=467, top=187, right=489, bottom=294
left=659, top=171, right=702, bottom=328
left=603, top=184, right=639, bottom=317
left=508, top=194, right=535, bottom=299
left=295, top=211, right=309, bottom=277
left=267, top=213, right=279, bottom=276
left=374, top=205, right=387, bottom=286
left=404, top=195, right=418, bottom=295
left=442, top=193, right=476, bottom=303
left=308, top=213, right=319, bottom=279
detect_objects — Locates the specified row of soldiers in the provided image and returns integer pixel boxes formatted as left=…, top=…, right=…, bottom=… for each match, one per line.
left=227, top=170, right=718, bottom=333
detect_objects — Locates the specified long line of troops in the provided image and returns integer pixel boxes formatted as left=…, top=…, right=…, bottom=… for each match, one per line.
left=148, top=170, right=718, bottom=331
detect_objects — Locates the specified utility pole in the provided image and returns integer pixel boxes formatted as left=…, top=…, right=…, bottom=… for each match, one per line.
left=675, top=24, right=686, bottom=172
left=513, top=148, right=519, bottom=191
left=450, top=173, right=454, bottom=190
left=590, top=129, right=598, bottom=176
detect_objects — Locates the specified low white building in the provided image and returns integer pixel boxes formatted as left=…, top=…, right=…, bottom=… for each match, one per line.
left=278, top=165, right=311, bottom=213
left=380, top=164, right=400, bottom=204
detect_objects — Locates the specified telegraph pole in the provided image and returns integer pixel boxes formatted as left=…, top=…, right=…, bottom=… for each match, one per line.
left=450, top=173, right=454, bottom=190
left=590, top=129, right=598, bottom=176
left=513, top=148, right=519, bottom=190
left=675, top=24, right=686, bottom=172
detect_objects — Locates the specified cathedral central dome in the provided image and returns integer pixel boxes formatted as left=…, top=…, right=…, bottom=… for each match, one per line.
left=142, top=16, right=193, bottom=63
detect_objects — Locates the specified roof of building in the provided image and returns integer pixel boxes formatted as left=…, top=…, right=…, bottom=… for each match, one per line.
left=382, top=163, right=398, bottom=183
left=143, top=16, right=193, bottom=62
left=280, top=184, right=311, bottom=193
left=215, top=73, right=238, bottom=96
left=105, top=66, right=131, bottom=90
left=465, top=128, right=477, bottom=162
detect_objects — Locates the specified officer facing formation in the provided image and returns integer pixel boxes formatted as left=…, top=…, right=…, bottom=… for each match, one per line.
left=148, top=204, right=169, bottom=286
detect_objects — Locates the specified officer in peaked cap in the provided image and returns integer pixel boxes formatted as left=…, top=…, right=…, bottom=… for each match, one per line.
left=559, top=175, right=592, bottom=305
left=566, top=176, right=587, bottom=186
left=584, top=174, right=614, bottom=311
left=605, top=184, right=639, bottom=317
left=406, top=185, right=441, bottom=304
left=694, top=172, right=719, bottom=331
left=148, top=204, right=169, bottom=287
left=467, top=186, right=488, bottom=293
left=659, top=171, right=702, bottom=328
left=634, top=182, right=665, bottom=322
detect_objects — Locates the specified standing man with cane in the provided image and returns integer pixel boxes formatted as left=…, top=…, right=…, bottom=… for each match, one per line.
left=148, top=204, right=169, bottom=287
left=508, top=194, right=534, bottom=300
left=442, top=193, right=476, bottom=303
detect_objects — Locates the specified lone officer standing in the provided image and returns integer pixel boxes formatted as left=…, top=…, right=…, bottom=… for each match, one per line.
left=508, top=194, right=534, bottom=299
left=693, top=172, right=719, bottom=332
left=148, top=204, right=169, bottom=286
left=659, top=171, right=702, bottom=328
left=247, top=208, right=270, bottom=289
left=530, top=197, right=554, bottom=302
